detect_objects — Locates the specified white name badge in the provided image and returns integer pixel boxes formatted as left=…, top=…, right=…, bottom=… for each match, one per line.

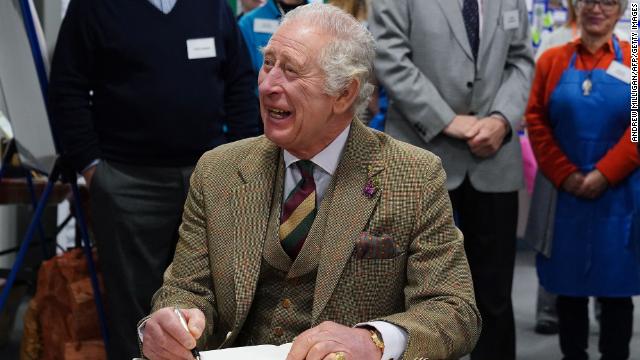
left=606, top=61, right=631, bottom=84
left=254, top=18, right=279, bottom=34
left=186, top=37, right=216, bottom=60
left=503, top=10, right=520, bottom=30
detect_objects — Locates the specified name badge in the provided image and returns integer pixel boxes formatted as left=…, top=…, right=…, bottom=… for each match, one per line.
left=186, top=37, right=216, bottom=60
left=254, top=18, right=280, bottom=34
left=606, top=61, right=631, bottom=84
left=503, top=10, right=520, bottom=30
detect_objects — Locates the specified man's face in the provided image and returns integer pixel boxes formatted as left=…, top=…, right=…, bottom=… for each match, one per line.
left=258, top=22, right=348, bottom=158
left=578, top=0, right=621, bottom=37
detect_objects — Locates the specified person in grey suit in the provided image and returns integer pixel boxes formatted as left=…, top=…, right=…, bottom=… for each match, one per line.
left=370, top=0, right=534, bottom=358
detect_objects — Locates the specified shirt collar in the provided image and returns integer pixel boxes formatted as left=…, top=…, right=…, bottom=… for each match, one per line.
left=574, top=36, right=615, bottom=54
left=283, top=124, right=351, bottom=176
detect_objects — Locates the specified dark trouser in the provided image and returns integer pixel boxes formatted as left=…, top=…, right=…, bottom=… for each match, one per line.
left=90, top=160, right=194, bottom=360
left=449, top=177, right=518, bottom=360
left=537, top=285, right=558, bottom=323
left=557, top=296, right=634, bottom=360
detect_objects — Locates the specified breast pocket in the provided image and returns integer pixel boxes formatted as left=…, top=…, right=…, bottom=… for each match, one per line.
left=343, top=254, right=407, bottom=318
left=354, top=232, right=402, bottom=260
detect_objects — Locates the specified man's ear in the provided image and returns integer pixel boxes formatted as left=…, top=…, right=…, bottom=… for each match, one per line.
left=333, top=79, right=360, bottom=115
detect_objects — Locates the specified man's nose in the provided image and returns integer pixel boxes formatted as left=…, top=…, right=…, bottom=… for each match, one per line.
left=258, top=67, right=284, bottom=94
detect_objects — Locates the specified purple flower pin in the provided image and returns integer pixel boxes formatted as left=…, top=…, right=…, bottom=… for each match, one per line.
left=363, top=179, right=377, bottom=198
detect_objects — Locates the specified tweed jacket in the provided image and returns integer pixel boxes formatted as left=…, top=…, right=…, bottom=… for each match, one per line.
left=149, top=119, right=481, bottom=359
left=370, top=0, right=534, bottom=192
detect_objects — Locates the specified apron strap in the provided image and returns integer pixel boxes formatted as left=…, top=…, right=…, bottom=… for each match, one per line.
left=612, top=35, right=623, bottom=63
left=569, top=52, right=578, bottom=68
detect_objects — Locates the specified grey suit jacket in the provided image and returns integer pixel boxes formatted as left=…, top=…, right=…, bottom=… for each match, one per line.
left=370, top=0, right=534, bottom=192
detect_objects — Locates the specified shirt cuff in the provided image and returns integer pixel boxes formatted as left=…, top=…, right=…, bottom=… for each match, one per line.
left=489, top=111, right=513, bottom=142
left=356, top=321, right=408, bottom=360
left=81, top=158, right=101, bottom=174
left=137, top=318, right=149, bottom=343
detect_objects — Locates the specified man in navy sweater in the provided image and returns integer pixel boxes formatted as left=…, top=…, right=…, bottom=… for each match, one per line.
left=48, top=0, right=259, bottom=358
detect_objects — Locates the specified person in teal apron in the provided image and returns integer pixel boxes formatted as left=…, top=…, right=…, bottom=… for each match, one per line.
left=531, top=1, right=639, bottom=358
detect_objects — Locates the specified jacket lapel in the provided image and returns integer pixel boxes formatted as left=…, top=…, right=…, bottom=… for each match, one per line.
left=436, top=0, right=473, bottom=61
left=312, top=120, right=385, bottom=321
left=477, top=0, right=502, bottom=62
left=231, top=138, right=281, bottom=333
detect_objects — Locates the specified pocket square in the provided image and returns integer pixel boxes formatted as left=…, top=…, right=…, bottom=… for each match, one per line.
left=354, top=232, right=401, bottom=260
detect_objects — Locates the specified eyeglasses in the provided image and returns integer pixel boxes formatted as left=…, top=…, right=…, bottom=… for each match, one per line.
left=577, top=0, right=620, bottom=11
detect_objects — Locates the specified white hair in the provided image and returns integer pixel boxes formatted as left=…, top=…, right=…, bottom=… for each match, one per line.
left=573, top=0, right=628, bottom=15
left=280, top=3, right=375, bottom=115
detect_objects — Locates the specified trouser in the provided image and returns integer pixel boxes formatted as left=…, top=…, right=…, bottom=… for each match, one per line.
left=449, top=177, right=518, bottom=360
left=90, top=160, right=194, bottom=360
left=557, top=296, right=634, bottom=360
left=537, top=285, right=558, bottom=323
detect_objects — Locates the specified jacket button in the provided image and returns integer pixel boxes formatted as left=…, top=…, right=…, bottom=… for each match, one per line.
left=282, top=298, right=292, bottom=309
left=466, top=81, right=473, bottom=88
left=274, top=327, right=284, bottom=336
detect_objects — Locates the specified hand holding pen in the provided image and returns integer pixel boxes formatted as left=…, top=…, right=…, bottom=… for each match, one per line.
left=141, top=307, right=205, bottom=360
left=174, top=307, right=202, bottom=360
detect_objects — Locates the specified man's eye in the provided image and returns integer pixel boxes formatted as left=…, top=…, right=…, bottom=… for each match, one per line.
left=285, top=66, right=297, bottom=74
left=263, top=58, right=275, bottom=68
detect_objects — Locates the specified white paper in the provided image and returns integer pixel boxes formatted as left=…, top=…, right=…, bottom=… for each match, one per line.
left=200, top=343, right=292, bottom=360
left=606, top=61, right=631, bottom=84
left=502, top=10, right=520, bottom=30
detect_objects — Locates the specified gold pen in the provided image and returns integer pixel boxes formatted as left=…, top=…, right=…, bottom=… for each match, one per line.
left=173, top=307, right=201, bottom=360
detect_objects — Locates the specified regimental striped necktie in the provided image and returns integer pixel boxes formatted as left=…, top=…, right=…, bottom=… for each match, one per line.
left=279, top=160, right=317, bottom=259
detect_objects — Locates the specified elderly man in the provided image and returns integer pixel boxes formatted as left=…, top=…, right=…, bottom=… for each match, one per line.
left=140, top=4, right=480, bottom=359
left=371, top=1, right=534, bottom=358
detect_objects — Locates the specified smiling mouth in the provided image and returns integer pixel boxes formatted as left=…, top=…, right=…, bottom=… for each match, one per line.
left=268, top=108, right=292, bottom=119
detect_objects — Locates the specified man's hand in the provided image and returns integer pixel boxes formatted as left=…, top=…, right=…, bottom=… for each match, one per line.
left=466, top=116, right=509, bottom=158
left=82, top=165, right=97, bottom=188
left=561, top=172, right=585, bottom=196
left=443, top=115, right=479, bottom=140
left=576, top=169, right=608, bottom=199
left=286, top=321, right=382, bottom=360
left=142, top=307, right=205, bottom=360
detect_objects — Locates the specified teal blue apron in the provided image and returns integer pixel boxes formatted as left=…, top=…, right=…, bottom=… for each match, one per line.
left=537, top=36, right=640, bottom=297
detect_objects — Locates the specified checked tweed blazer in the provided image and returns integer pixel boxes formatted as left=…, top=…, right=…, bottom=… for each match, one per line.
left=149, top=119, right=481, bottom=359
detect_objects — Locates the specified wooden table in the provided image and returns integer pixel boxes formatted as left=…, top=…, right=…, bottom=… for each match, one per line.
left=0, top=178, right=70, bottom=205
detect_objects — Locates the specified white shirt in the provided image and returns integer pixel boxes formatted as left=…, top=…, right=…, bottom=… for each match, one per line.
left=282, top=125, right=350, bottom=204
left=146, top=0, right=177, bottom=14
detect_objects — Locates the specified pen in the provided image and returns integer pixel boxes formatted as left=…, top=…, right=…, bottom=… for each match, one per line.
left=173, top=307, right=201, bottom=360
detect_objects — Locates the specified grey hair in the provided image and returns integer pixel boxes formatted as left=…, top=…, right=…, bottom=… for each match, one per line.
left=280, top=3, right=375, bottom=115
left=573, top=0, right=628, bottom=15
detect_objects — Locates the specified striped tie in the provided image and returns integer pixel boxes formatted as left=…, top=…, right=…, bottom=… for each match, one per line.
left=279, top=160, right=317, bottom=258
